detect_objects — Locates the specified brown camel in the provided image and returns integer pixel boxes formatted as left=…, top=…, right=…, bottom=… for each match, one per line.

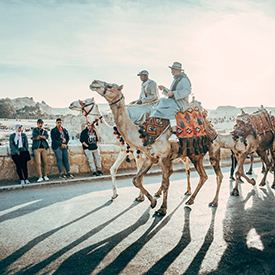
left=90, top=80, right=223, bottom=215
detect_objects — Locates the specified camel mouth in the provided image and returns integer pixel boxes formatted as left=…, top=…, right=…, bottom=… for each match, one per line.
left=90, top=81, right=101, bottom=90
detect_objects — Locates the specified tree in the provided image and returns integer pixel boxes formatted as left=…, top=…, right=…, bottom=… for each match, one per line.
left=0, top=98, right=16, bottom=118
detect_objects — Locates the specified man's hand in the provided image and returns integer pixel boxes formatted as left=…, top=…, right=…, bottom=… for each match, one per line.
left=158, top=85, right=166, bottom=91
left=136, top=100, right=142, bottom=105
left=168, top=92, right=174, bottom=98
left=129, top=101, right=136, bottom=105
left=39, top=135, right=46, bottom=140
left=61, top=144, right=67, bottom=148
left=82, top=142, right=88, bottom=147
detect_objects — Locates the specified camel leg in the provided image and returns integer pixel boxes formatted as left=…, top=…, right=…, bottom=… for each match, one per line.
left=231, top=153, right=256, bottom=196
left=132, top=158, right=156, bottom=208
left=181, top=156, right=191, bottom=195
left=271, top=146, right=275, bottom=189
left=255, top=149, right=271, bottom=187
left=110, top=150, right=127, bottom=200
left=246, top=154, right=254, bottom=175
left=209, top=147, right=223, bottom=207
left=134, top=151, right=145, bottom=201
left=155, top=157, right=172, bottom=216
left=186, top=156, right=208, bottom=205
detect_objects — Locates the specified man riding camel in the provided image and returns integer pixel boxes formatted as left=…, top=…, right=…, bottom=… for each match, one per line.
left=127, top=70, right=159, bottom=125
left=150, top=61, right=192, bottom=140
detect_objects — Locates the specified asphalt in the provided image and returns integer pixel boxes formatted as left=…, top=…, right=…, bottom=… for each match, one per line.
left=0, top=158, right=256, bottom=192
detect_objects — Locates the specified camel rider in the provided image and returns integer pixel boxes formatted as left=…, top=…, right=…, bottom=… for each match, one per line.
left=150, top=62, right=191, bottom=140
left=127, top=70, right=159, bottom=125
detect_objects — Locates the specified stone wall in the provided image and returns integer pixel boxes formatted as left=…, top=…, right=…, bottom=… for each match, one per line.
left=0, top=142, right=233, bottom=181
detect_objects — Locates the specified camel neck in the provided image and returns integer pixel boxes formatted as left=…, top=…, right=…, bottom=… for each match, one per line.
left=217, top=133, right=235, bottom=149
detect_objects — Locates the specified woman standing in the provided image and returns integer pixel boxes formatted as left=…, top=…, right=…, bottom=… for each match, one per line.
left=9, top=124, right=30, bottom=185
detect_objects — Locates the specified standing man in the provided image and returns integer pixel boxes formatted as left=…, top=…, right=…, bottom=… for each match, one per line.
left=80, top=122, right=103, bottom=176
left=127, top=70, right=159, bottom=125
left=50, top=118, right=74, bottom=179
left=150, top=62, right=191, bottom=140
left=32, top=118, right=50, bottom=182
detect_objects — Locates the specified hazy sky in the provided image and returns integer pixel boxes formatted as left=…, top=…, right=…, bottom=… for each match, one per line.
left=1, top=0, right=275, bottom=109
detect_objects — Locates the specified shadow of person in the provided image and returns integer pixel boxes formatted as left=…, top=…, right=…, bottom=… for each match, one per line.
left=211, top=186, right=261, bottom=274
left=184, top=207, right=217, bottom=275
left=5, top=200, right=138, bottom=275
left=53, top=197, right=188, bottom=275
left=144, top=205, right=192, bottom=275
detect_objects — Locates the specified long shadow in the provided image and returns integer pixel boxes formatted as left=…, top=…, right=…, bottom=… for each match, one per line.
left=184, top=207, right=217, bottom=275
left=211, top=184, right=275, bottom=274
left=96, top=197, right=188, bottom=275
left=54, top=197, right=188, bottom=275
left=144, top=205, right=192, bottom=275
left=0, top=184, right=110, bottom=223
left=0, top=200, right=138, bottom=275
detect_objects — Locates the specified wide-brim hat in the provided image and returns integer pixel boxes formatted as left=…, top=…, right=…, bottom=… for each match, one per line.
left=168, top=62, right=184, bottom=71
left=137, top=70, right=149, bottom=76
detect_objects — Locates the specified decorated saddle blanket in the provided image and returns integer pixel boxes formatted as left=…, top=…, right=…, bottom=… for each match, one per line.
left=231, top=108, right=274, bottom=138
left=138, top=117, right=170, bottom=146
left=138, top=103, right=217, bottom=146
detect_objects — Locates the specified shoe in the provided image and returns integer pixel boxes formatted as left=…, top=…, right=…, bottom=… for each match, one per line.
left=25, top=179, right=30, bottom=184
left=67, top=173, right=74, bottom=179
left=59, top=174, right=67, bottom=180
left=229, top=176, right=235, bottom=181
left=37, top=177, right=44, bottom=183
left=20, top=180, right=25, bottom=185
left=44, top=176, right=49, bottom=181
left=92, top=172, right=97, bottom=177
left=96, top=171, right=103, bottom=176
left=169, top=133, right=179, bottom=142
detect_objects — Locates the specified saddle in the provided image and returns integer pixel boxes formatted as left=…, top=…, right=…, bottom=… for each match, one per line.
left=138, top=103, right=216, bottom=155
left=231, top=108, right=274, bottom=139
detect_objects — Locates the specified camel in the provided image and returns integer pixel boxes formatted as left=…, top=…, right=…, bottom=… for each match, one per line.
left=90, top=80, right=223, bottom=215
left=210, top=128, right=275, bottom=196
left=69, top=97, right=191, bottom=200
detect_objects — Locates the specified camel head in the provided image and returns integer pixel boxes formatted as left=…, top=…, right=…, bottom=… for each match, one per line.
left=90, top=80, right=124, bottom=106
left=69, top=97, right=102, bottom=118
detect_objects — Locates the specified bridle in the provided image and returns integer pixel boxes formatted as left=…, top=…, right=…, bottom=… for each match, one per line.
left=101, top=82, right=124, bottom=106
left=78, top=99, right=95, bottom=123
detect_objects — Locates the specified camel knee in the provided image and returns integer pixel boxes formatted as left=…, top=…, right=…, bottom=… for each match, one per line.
left=133, top=177, right=141, bottom=188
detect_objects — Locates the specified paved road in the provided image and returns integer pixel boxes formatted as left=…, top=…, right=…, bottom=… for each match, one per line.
left=1, top=162, right=275, bottom=275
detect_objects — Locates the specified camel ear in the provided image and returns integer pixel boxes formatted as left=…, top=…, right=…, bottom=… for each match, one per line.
left=118, top=85, right=123, bottom=91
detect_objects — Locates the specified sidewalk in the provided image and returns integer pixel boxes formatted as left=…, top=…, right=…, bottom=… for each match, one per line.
left=0, top=158, right=258, bottom=192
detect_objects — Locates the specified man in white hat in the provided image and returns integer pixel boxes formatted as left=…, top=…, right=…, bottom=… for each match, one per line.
left=127, top=69, right=159, bottom=125
left=150, top=61, right=191, bottom=140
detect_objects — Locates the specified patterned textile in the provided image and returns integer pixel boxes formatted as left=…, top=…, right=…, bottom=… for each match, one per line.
left=175, top=104, right=207, bottom=138
left=231, top=108, right=274, bottom=138
left=139, top=117, right=170, bottom=146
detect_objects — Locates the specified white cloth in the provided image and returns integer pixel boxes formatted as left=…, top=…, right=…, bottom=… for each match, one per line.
left=135, top=78, right=159, bottom=104
left=14, top=124, right=23, bottom=148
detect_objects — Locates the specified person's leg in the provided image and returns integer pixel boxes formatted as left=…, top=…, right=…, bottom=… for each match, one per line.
left=93, top=149, right=102, bottom=171
left=54, top=147, right=63, bottom=174
left=21, top=156, right=29, bottom=181
left=41, top=149, right=49, bottom=176
left=62, top=147, right=70, bottom=173
left=12, top=154, right=24, bottom=180
left=34, top=149, right=43, bottom=178
left=170, top=119, right=177, bottom=133
left=84, top=149, right=96, bottom=173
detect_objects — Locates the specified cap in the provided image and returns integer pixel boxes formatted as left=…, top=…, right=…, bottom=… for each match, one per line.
left=137, top=70, right=149, bottom=76
left=37, top=119, right=44, bottom=123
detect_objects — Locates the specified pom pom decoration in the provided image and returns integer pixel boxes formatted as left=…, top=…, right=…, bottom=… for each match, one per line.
left=113, top=131, right=117, bottom=135
left=126, top=144, right=130, bottom=149
left=126, top=155, right=131, bottom=163
left=113, top=126, right=117, bottom=131
left=117, top=136, right=120, bottom=139
left=136, top=150, right=141, bottom=154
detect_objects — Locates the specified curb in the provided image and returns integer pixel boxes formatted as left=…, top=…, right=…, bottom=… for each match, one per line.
left=0, top=159, right=260, bottom=192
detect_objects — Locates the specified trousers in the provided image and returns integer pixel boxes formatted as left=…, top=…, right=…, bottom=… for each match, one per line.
left=11, top=154, right=28, bottom=180
left=33, top=148, right=49, bottom=177
left=84, top=149, right=102, bottom=172
left=53, top=147, right=70, bottom=173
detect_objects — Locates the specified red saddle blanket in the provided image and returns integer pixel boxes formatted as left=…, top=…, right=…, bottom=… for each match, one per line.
left=232, top=108, right=274, bottom=138
left=176, top=104, right=208, bottom=138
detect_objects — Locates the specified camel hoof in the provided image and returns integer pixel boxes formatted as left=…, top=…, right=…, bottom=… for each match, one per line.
left=151, top=199, right=157, bottom=208
left=230, top=188, right=239, bottom=196
left=185, top=198, right=194, bottom=205
left=184, top=190, right=191, bottom=196
left=154, top=193, right=161, bottom=197
left=246, top=171, right=252, bottom=175
left=135, top=196, right=145, bottom=202
left=271, top=183, right=275, bottom=189
left=209, top=201, right=218, bottom=207
left=259, top=181, right=266, bottom=187
left=111, top=194, right=119, bottom=200
left=251, top=178, right=256, bottom=186
left=261, top=169, right=265, bottom=174
left=155, top=208, right=166, bottom=216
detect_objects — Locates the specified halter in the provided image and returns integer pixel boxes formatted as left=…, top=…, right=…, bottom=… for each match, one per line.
left=101, top=83, right=124, bottom=106
left=78, top=99, right=95, bottom=123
